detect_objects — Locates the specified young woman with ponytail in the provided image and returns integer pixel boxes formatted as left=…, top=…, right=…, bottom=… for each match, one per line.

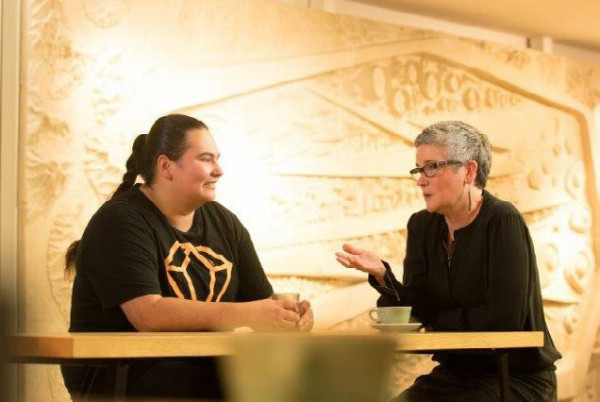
left=62, top=114, right=313, bottom=400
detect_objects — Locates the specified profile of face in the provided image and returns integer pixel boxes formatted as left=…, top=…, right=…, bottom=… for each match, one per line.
left=169, top=128, right=223, bottom=205
left=414, top=144, right=467, bottom=216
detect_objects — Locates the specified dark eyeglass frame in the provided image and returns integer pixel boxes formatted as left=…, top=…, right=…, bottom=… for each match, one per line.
left=409, top=160, right=464, bottom=180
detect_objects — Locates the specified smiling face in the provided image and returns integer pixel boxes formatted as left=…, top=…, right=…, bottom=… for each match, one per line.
left=414, top=144, right=467, bottom=216
left=170, top=127, right=223, bottom=206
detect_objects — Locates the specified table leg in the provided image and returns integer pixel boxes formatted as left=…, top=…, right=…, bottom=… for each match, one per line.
left=497, top=352, right=510, bottom=402
left=105, top=360, right=129, bottom=402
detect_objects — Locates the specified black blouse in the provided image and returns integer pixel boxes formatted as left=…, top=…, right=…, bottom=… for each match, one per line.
left=369, top=190, right=561, bottom=372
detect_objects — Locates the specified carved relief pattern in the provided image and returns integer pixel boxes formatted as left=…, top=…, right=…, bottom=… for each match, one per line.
left=25, top=152, right=70, bottom=219
left=309, top=55, right=523, bottom=119
left=268, top=277, right=347, bottom=301
left=265, top=177, right=418, bottom=226
left=84, top=0, right=131, bottom=28
left=481, top=108, right=594, bottom=344
left=535, top=242, right=560, bottom=289
left=84, top=48, right=129, bottom=127
left=25, top=108, right=72, bottom=219
left=260, top=229, right=406, bottom=279
left=581, top=330, right=600, bottom=402
left=187, top=85, right=421, bottom=249
left=462, top=39, right=533, bottom=70
left=47, top=205, right=87, bottom=323
left=203, top=84, right=405, bottom=162
left=563, top=306, right=579, bottom=335
left=521, top=205, right=563, bottom=226
left=79, top=50, right=140, bottom=200
left=25, top=0, right=86, bottom=220
left=528, top=207, right=593, bottom=338
left=177, top=0, right=436, bottom=62
left=575, top=331, right=600, bottom=402
left=564, top=247, right=594, bottom=295
left=479, top=116, right=583, bottom=216
left=460, top=39, right=565, bottom=85
left=566, top=64, right=600, bottom=108
left=522, top=120, right=583, bottom=195
left=83, top=133, right=129, bottom=200
left=28, top=0, right=87, bottom=100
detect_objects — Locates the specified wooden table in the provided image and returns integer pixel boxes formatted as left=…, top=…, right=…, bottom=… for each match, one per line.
left=6, top=331, right=543, bottom=401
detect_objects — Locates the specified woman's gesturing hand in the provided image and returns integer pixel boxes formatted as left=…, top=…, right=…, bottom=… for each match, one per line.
left=335, top=243, right=386, bottom=284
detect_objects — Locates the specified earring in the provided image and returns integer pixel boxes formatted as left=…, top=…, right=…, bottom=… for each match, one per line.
left=468, top=185, right=472, bottom=212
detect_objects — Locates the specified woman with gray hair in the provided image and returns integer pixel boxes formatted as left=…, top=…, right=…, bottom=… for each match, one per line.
left=336, top=121, right=560, bottom=401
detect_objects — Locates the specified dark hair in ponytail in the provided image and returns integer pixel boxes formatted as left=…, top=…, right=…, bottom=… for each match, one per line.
left=111, top=134, right=148, bottom=198
left=65, top=114, right=209, bottom=280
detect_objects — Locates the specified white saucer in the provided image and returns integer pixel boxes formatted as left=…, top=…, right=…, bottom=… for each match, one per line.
left=370, top=322, right=422, bottom=332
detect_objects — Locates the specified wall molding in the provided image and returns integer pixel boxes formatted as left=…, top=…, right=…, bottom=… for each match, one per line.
left=0, top=0, right=21, bottom=330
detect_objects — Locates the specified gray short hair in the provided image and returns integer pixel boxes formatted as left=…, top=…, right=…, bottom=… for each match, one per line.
left=414, top=121, right=492, bottom=188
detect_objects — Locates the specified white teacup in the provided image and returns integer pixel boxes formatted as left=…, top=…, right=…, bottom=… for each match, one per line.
left=368, top=306, right=412, bottom=324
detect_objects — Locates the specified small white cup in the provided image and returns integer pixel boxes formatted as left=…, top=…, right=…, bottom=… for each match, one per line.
left=368, top=306, right=412, bottom=324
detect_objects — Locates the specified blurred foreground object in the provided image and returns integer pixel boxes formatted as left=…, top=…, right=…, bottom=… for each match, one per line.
left=0, top=296, right=16, bottom=399
left=223, top=333, right=395, bottom=402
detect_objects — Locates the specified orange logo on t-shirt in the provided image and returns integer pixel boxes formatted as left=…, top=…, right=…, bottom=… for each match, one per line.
left=164, top=241, right=233, bottom=302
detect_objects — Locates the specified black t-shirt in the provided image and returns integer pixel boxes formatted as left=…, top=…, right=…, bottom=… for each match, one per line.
left=69, top=184, right=273, bottom=332
left=369, top=190, right=561, bottom=372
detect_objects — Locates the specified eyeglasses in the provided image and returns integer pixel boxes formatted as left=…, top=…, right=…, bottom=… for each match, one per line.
left=409, top=160, right=464, bottom=181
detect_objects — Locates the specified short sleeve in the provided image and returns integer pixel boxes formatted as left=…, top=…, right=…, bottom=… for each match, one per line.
left=227, top=213, right=273, bottom=301
left=79, top=203, right=162, bottom=309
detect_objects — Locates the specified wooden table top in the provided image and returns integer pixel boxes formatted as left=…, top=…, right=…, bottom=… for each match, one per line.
left=5, top=331, right=544, bottom=360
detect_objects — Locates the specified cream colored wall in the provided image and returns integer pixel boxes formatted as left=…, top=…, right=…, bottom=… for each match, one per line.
left=19, top=0, right=600, bottom=401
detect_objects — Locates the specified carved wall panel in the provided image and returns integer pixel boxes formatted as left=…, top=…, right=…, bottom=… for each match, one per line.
left=20, top=0, right=600, bottom=400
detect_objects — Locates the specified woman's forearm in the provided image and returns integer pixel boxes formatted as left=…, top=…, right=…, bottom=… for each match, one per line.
left=121, top=294, right=300, bottom=332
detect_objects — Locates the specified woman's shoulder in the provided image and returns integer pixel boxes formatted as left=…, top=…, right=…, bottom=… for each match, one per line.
left=482, top=190, right=522, bottom=219
left=410, top=208, right=434, bottom=222
left=78, top=199, right=148, bottom=251
left=479, top=190, right=530, bottom=233
left=408, top=208, right=442, bottom=231
left=199, top=202, right=243, bottom=226
left=200, top=201, right=235, bottom=217
left=197, top=202, right=248, bottom=241
left=87, top=188, right=155, bottom=231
